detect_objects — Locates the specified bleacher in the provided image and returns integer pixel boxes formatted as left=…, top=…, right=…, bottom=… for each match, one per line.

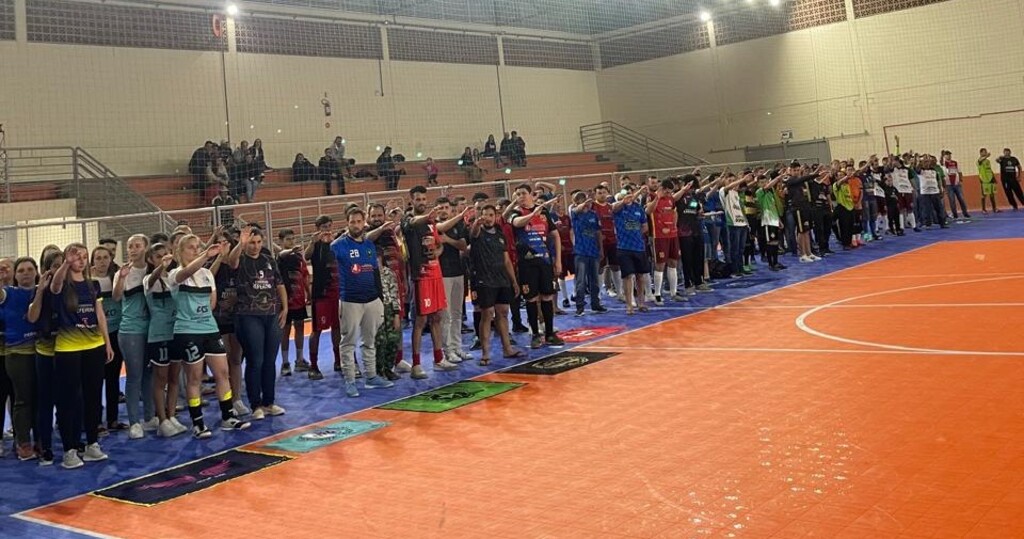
left=125, top=152, right=623, bottom=211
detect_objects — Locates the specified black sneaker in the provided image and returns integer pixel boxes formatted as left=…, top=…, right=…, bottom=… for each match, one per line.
left=561, top=299, right=570, bottom=308
left=592, top=305, right=609, bottom=313
left=460, top=324, right=473, bottom=334
left=512, top=324, right=529, bottom=334
left=39, top=449, right=54, bottom=466
left=470, top=338, right=482, bottom=351
left=545, top=334, right=565, bottom=348
left=308, top=368, right=324, bottom=381
left=575, top=309, right=585, bottom=317
left=280, top=362, right=292, bottom=377
left=333, top=362, right=342, bottom=372
left=383, top=368, right=400, bottom=381
left=530, top=335, right=543, bottom=349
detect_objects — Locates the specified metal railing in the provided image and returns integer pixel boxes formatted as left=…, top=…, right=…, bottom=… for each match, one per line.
left=0, top=157, right=814, bottom=263
left=580, top=121, right=710, bottom=169
left=0, top=146, right=161, bottom=219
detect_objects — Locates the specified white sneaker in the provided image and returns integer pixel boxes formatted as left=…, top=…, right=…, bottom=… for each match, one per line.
left=653, top=296, right=664, bottom=306
left=62, top=449, right=84, bottom=469
left=799, top=255, right=813, bottom=263
left=232, top=400, right=251, bottom=417
left=452, top=348, right=471, bottom=361
left=395, top=360, right=413, bottom=374
left=809, top=254, right=822, bottom=261
left=128, top=423, right=144, bottom=440
left=169, top=416, right=188, bottom=434
left=607, top=289, right=618, bottom=298
left=435, top=359, right=459, bottom=372
left=645, top=291, right=656, bottom=302
left=251, top=408, right=266, bottom=421
left=263, top=404, right=286, bottom=416
left=141, top=417, right=160, bottom=432
left=444, top=352, right=463, bottom=364
left=158, top=419, right=182, bottom=438
left=82, top=443, right=108, bottom=462
left=670, top=294, right=688, bottom=302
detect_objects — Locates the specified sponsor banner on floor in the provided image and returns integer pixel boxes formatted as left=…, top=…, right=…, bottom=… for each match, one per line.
left=556, top=326, right=625, bottom=343
left=377, top=381, right=523, bottom=413
left=711, top=277, right=778, bottom=290
left=92, top=450, right=291, bottom=507
left=504, top=351, right=619, bottom=375
left=262, top=420, right=388, bottom=454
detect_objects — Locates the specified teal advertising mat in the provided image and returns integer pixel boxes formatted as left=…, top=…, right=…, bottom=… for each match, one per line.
left=262, top=420, right=388, bottom=453
left=376, top=381, right=524, bottom=413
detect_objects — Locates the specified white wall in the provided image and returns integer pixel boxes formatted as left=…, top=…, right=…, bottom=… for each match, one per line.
left=597, top=0, right=1024, bottom=170
left=0, top=41, right=601, bottom=176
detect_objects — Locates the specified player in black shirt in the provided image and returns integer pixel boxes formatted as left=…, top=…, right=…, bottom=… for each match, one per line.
left=996, top=148, right=1024, bottom=210
left=469, top=205, right=523, bottom=365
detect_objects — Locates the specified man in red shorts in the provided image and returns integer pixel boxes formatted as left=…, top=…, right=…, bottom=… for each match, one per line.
left=304, top=215, right=341, bottom=380
left=398, top=185, right=469, bottom=380
left=645, top=178, right=686, bottom=304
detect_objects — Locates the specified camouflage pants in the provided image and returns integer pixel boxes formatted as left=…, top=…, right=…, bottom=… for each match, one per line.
left=375, top=304, right=401, bottom=376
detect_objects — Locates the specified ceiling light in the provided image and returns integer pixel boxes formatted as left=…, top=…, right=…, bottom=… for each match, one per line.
left=225, top=3, right=239, bottom=16
left=699, top=10, right=712, bottom=22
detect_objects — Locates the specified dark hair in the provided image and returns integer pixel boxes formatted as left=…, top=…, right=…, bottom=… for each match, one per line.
left=278, top=228, right=294, bottom=240
left=368, top=203, right=386, bottom=213
left=346, top=207, right=366, bottom=219
left=13, top=256, right=39, bottom=285
left=41, top=249, right=63, bottom=272
left=314, top=215, right=332, bottom=227
left=660, top=179, right=675, bottom=190
left=472, top=192, right=489, bottom=202
left=99, top=238, right=116, bottom=247
left=435, top=196, right=451, bottom=206
left=150, top=233, right=170, bottom=245
left=90, top=246, right=116, bottom=278
left=479, top=204, right=497, bottom=213
left=409, top=185, right=428, bottom=197
left=514, top=183, right=531, bottom=193
left=681, top=174, right=699, bottom=188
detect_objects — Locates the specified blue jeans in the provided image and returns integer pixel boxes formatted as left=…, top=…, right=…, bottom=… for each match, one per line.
left=573, top=255, right=601, bottom=310
left=783, top=210, right=798, bottom=255
left=236, top=314, right=282, bottom=408
left=946, top=183, right=969, bottom=217
left=728, top=226, right=748, bottom=275
left=861, top=197, right=878, bottom=237
left=118, top=332, right=154, bottom=425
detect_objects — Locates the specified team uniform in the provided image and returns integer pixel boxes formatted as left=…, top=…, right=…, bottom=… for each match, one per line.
left=278, top=249, right=309, bottom=322
left=168, top=267, right=225, bottom=364
left=1, top=285, right=38, bottom=451
left=613, top=201, right=649, bottom=277
left=570, top=204, right=604, bottom=312
left=470, top=226, right=514, bottom=309
left=650, top=196, right=680, bottom=265
left=114, top=264, right=155, bottom=433
left=996, top=155, right=1024, bottom=209
left=309, top=241, right=341, bottom=332
left=403, top=217, right=447, bottom=316
left=331, top=234, right=386, bottom=389
left=555, top=213, right=574, bottom=279
left=978, top=157, right=997, bottom=197
left=96, top=275, right=124, bottom=429
left=593, top=201, right=616, bottom=268
left=509, top=207, right=558, bottom=299
left=213, top=263, right=237, bottom=335
left=676, top=194, right=705, bottom=290
left=374, top=227, right=408, bottom=318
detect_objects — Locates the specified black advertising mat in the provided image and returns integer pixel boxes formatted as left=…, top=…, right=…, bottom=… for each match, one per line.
left=504, top=351, right=619, bottom=375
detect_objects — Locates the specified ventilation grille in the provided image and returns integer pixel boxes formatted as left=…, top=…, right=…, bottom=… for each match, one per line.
left=503, top=38, right=594, bottom=71
left=598, top=22, right=709, bottom=69
left=852, top=0, right=950, bottom=18
left=236, top=17, right=381, bottom=59
left=0, top=0, right=14, bottom=41
left=26, top=0, right=225, bottom=51
left=387, top=27, right=498, bottom=65
left=715, top=0, right=846, bottom=46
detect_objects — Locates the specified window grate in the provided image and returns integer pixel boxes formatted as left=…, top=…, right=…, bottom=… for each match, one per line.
left=235, top=17, right=382, bottom=59
left=388, top=27, right=499, bottom=65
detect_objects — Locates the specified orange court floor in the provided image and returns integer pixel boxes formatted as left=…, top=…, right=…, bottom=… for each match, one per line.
left=21, top=238, right=1024, bottom=538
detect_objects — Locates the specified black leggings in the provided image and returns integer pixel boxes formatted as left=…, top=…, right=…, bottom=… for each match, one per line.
left=103, top=331, right=124, bottom=424
left=55, top=345, right=106, bottom=451
left=679, top=235, right=704, bottom=288
left=1002, top=178, right=1024, bottom=209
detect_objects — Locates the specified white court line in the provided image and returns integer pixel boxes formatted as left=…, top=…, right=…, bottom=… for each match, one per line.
left=583, top=345, right=1024, bottom=357
left=825, top=272, right=1024, bottom=281
left=632, top=302, right=1024, bottom=311
left=11, top=514, right=121, bottom=539
left=795, top=275, right=1024, bottom=356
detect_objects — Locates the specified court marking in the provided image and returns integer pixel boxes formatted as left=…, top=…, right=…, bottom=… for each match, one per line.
left=795, top=275, right=1024, bottom=356
left=12, top=514, right=119, bottom=539
left=583, top=345, right=1024, bottom=357
left=626, top=302, right=1024, bottom=311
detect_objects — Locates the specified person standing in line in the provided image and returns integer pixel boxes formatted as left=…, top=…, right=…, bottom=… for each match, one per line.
left=755, top=174, right=787, bottom=271
left=469, top=204, right=524, bottom=365
left=592, top=184, right=622, bottom=300
left=228, top=228, right=288, bottom=421
left=331, top=207, right=395, bottom=397
left=367, top=203, right=407, bottom=376
left=434, top=197, right=471, bottom=365
left=509, top=184, right=565, bottom=348
left=720, top=173, right=756, bottom=275
left=208, top=229, right=248, bottom=416
left=112, top=234, right=157, bottom=439
left=941, top=150, right=970, bottom=221
left=918, top=155, right=949, bottom=229
left=611, top=185, right=652, bottom=313
left=397, top=186, right=468, bottom=379
left=91, top=246, right=127, bottom=437
left=996, top=148, right=1024, bottom=211
left=646, top=179, right=688, bottom=304
left=1, top=257, right=40, bottom=460
left=49, top=244, right=115, bottom=469
left=305, top=216, right=343, bottom=380
left=568, top=190, right=608, bottom=316
left=144, top=244, right=186, bottom=439
left=169, top=236, right=251, bottom=438
left=276, top=229, right=310, bottom=377
left=977, top=148, right=1000, bottom=214
left=29, top=248, right=63, bottom=465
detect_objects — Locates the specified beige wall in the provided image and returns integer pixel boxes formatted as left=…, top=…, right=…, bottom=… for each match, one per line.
left=0, top=41, right=600, bottom=176
left=597, top=0, right=1024, bottom=170
left=0, top=199, right=77, bottom=225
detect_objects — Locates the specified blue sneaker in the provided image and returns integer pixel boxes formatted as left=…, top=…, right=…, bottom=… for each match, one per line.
left=344, top=382, right=360, bottom=398
left=364, top=376, right=394, bottom=389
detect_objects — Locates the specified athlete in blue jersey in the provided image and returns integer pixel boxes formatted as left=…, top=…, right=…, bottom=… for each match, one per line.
left=612, top=185, right=651, bottom=314
left=0, top=257, right=40, bottom=461
left=509, top=183, right=565, bottom=349
left=331, top=207, right=394, bottom=397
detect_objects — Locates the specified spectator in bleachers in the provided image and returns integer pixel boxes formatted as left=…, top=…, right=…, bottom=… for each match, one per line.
left=251, top=139, right=268, bottom=181
left=319, top=148, right=344, bottom=196
left=217, top=140, right=233, bottom=162
left=204, top=156, right=230, bottom=202
left=292, top=153, right=317, bottom=183
left=499, top=132, right=514, bottom=166
left=329, top=136, right=346, bottom=163
left=423, top=157, right=439, bottom=186
left=378, top=146, right=400, bottom=191
left=459, top=147, right=485, bottom=183
left=188, top=141, right=215, bottom=191
left=511, top=131, right=527, bottom=167
left=231, top=141, right=257, bottom=203
left=482, top=134, right=500, bottom=166
left=212, top=185, right=237, bottom=227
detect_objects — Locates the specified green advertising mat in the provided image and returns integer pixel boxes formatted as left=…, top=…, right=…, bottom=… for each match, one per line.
left=377, top=381, right=524, bottom=413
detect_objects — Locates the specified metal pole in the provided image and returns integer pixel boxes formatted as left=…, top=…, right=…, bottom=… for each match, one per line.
left=72, top=147, right=80, bottom=200
left=264, top=202, right=273, bottom=243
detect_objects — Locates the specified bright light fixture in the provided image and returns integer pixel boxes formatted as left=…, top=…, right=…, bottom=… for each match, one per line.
left=769, top=0, right=780, bottom=6
left=225, top=3, right=239, bottom=16
left=699, top=10, right=712, bottom=22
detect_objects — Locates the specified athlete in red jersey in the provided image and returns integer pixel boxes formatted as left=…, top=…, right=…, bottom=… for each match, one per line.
left=593, top=183, right=621, bottom=299
left=554, top=203, right=574, bottom=310
left=645, top=178, right=688, bottom=304
left=305, top=215, right=342, bottom=379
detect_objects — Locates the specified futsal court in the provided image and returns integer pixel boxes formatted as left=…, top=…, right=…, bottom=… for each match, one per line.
left=1, top=216, right=1018, bottom=538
